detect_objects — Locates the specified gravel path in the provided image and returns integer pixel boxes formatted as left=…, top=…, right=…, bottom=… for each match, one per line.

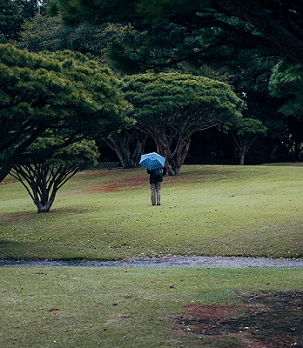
left=1, top=256, right=303, bottom=268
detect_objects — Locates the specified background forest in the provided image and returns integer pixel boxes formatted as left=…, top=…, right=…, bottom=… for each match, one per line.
left=1, top=0, right=303, bottom=180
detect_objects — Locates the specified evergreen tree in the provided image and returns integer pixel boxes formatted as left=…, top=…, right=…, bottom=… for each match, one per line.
left=0, top=0, right=37, bottom=41
left=53, top=0, right=303, bottom=64
left=0, top=44, right=132, bottom=182
left=10, top=138, right=99, bottom=212
left=269, top=61, right=303, bottom=160
left=231, top=118, right=267, bottom=165
left=124, top=72, right=243, bottom=174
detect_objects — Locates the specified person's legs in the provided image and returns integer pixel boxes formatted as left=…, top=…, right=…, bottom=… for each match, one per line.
left=150, top=183, right=156, bottom=205
left=155, top=182, right=162, bottom=205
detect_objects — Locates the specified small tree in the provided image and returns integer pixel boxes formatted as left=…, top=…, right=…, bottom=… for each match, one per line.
left=231, top=118, right=267, bottom=165
left=10, top=138, right=99, bottom=213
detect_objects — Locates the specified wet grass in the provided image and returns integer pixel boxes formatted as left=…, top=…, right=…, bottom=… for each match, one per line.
left=1, top=164, right=303, bottom=260
left=0, top=266, right=301, bottom=348
left=1, top=164, right=302, bottom=347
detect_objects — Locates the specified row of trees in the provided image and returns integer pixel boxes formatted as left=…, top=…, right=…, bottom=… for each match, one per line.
left=14, top=1, right=302, bottom=164
left=1, top=0, right=302, bottom=212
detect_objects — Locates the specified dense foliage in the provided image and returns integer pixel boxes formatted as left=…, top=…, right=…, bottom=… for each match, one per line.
left=0, top=0, right=38, bottom=41
left=53, top=0, right=303, bottom=64
left=0, top=43, right=132, bottom=182
left=124, top=72, right=243, bottom=174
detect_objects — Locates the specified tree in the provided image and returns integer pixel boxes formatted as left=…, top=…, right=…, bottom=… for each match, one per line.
left=229, top=52, right=287, bottom=163
left=269, top=61, right=303, bottom=160
left=0, top=0, right=38, bottom=41
left=18, top=14, right=111, bottom=57
left=124, top=72, right=243, bottom=175
left=231, top=117, right=267, bottom=165
left=10, top=138, right=99, bottom=213
left=106, top=21, right=210, bottom=74
left=0, top=43, right=132, bottom=182
left=102, top=127, right=148, bottom=168
left=269, top=61, right=303, bottom=118
left=53, top=0, right=303, bottom=64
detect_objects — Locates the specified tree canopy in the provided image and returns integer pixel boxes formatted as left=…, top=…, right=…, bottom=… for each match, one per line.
left=0, top=0, right=38, bottom=41
left=0, top=43, right=132, bottom=182
left=269, top=61, right=303, bottom=118
left=124, top=72, right=243, bottom=174
left=18, top=14, right=111, bottom=57
left=53, top=0, right=303, bottom=64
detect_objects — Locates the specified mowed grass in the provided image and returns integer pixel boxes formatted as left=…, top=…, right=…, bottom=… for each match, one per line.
left=1, top=164, right=303, bottom=348
left=0, top=266, right=302, bottom=348
left=1, top=164, right=303, bottom=260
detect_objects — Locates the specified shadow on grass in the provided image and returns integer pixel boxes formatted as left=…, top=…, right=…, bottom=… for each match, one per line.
left=0, top=240, right=49, bottom=260
left=0, top=239, right=119, bottom=262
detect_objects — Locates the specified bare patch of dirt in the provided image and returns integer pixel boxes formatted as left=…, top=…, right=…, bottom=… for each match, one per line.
left=0, top=179, right=13, bottom=184
left=1, top=213, right=32, bottom=223
left=173, top=291, right=303, bottom=347
left=90, top=175, right=147, bottom=193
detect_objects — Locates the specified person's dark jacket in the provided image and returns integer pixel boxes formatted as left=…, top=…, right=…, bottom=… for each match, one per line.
left=147, top=167, right=167, bottom=184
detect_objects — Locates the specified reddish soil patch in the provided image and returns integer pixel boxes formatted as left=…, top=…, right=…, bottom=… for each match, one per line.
left=90, top=175, right=147, bottom=193
left=0, top=179, right=13, bottom=184
left=2, top=213, right=32, bottom=223
left=173, top=291, right=303, bottom=347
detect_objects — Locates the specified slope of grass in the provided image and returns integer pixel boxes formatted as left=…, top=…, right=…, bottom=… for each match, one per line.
left=1, top=164, right=302, bottom=260
left=1, top=165, right=303, bottom=348
left=0, top=266, right=301, bottom=348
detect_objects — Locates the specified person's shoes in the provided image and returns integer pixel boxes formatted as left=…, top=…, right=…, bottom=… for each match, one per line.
left=152, top=204, right=155, bottom=206
left=157, top=203, right=161, bottom=205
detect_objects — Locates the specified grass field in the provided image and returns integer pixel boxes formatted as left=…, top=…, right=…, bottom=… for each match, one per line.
left=0, top=266, right=302, bottom=348
left=1, top=164, right=302, bottom=260
left=1, top=164, right=303, bottom=347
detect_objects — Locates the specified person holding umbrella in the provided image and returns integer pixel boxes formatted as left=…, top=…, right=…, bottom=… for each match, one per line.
left=139, top=152, right=167, bottom=206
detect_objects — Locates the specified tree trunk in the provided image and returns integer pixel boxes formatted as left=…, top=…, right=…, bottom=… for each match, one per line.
left=239, top=149, right=245, bottom=165
left=103, top=128, right=147, bottom=168
left=34, top=186, right=57, bottom=213
left=155, top=133, right=192, bottom=175
left=35, top=200, right=53, bottom=213
left=10, top=162, right=79, bottom=213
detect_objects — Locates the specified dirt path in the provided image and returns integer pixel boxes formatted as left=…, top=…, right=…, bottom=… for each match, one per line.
left=1, top=255, right=303, bottom=267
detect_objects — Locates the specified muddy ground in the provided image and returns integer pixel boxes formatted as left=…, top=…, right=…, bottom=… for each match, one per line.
left=173, top=290, right=303, bottom=347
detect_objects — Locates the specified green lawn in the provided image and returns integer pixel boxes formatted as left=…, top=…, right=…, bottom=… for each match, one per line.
left=0, top=266, right=302, bottom=348
left=1, top=164, right=303, bottom=260
left=1, top=164, right=303, bottom=347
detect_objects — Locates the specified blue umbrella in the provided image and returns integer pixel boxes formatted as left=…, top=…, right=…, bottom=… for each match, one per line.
left=139, top=152, right=166, bottom=170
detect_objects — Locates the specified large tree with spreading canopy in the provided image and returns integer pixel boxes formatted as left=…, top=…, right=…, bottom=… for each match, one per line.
left=124, top=72, right=243, bottom=175
left=0, top=44, right=132, bottom=182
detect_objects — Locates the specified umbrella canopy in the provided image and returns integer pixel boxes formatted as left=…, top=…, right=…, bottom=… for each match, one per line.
left=139, top=152, right=166, bottom=171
